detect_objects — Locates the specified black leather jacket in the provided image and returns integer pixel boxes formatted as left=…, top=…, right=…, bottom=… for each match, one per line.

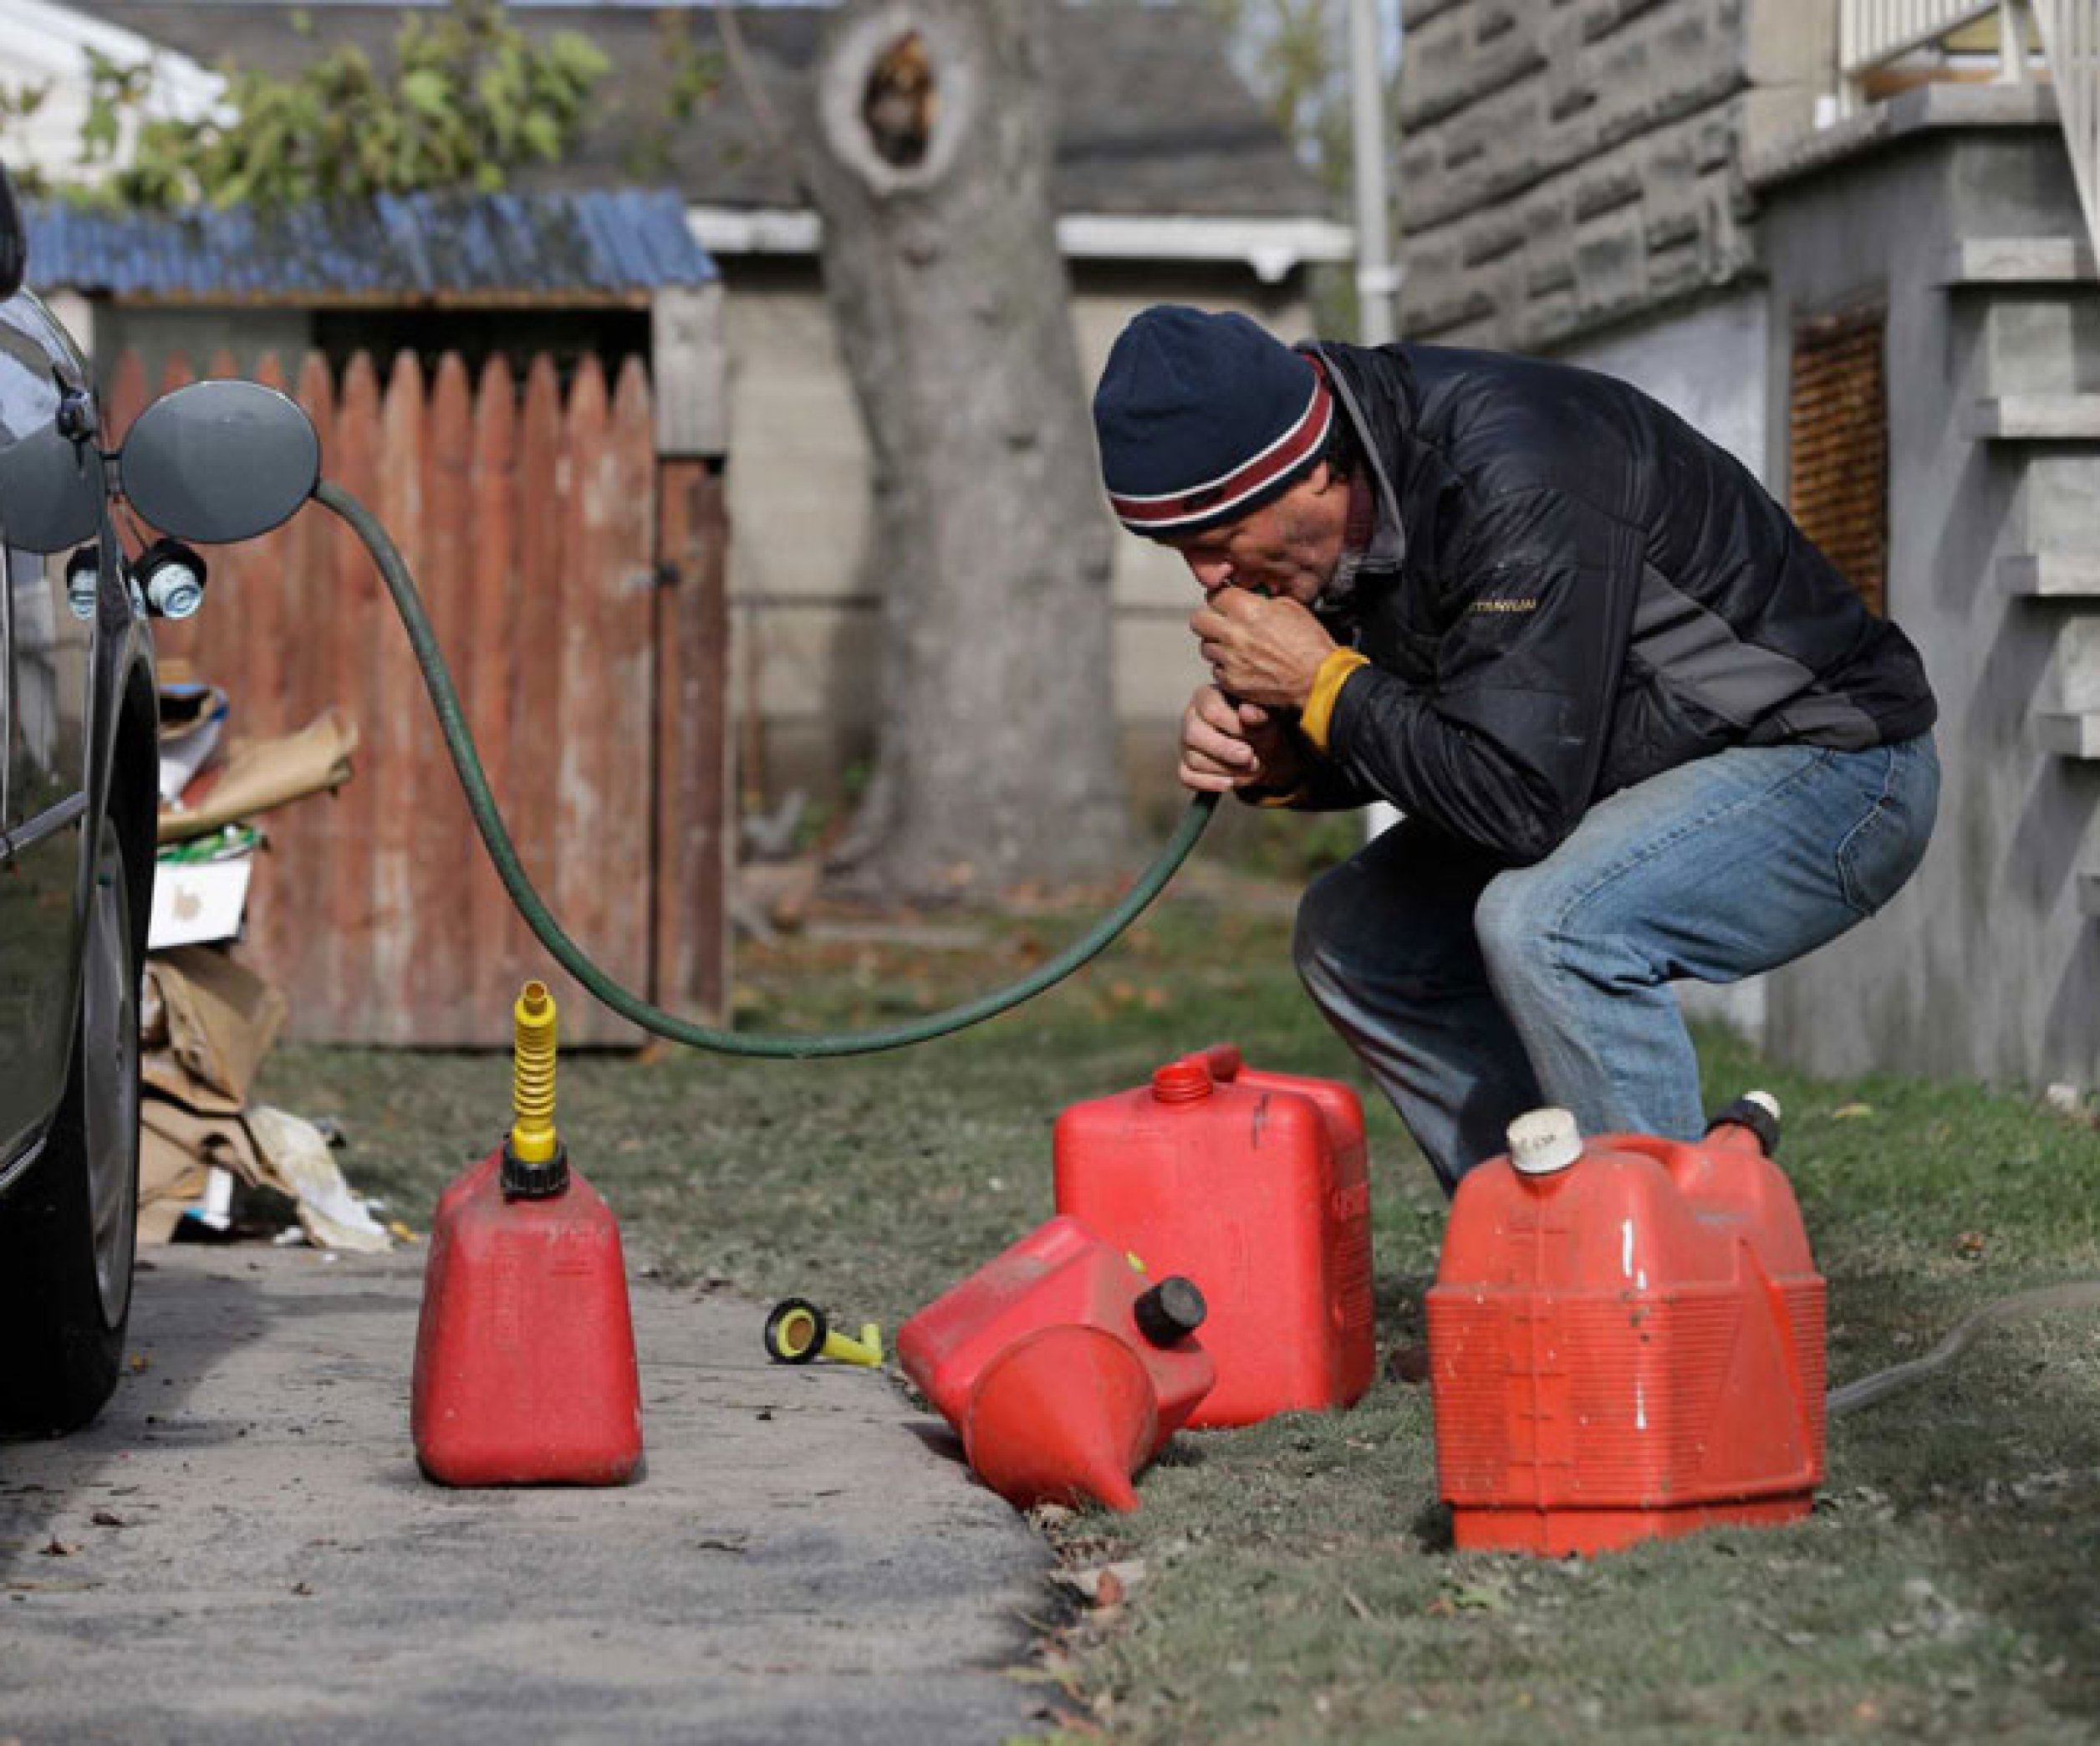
left=1287, top=340, right=1937, bottom=865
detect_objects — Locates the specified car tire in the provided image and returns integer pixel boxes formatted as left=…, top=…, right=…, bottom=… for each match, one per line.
left=0, top=813, right=142, bottom=1436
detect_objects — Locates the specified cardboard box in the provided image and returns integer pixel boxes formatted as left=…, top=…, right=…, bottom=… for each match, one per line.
left=147, top=858, right=252, bottom=951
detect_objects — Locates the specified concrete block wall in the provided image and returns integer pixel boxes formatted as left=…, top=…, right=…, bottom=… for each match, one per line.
left=1396, top=0, right=1833, bottom=350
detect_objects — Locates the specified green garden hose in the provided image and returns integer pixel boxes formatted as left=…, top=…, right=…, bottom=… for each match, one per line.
left=314, top=477, right=1217, bottom=1059
left=1827, top=1279, right=2100, bottom=1417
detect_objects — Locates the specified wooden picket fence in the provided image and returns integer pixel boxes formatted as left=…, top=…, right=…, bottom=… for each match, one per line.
left=110, top=345, right=730, bottom=1048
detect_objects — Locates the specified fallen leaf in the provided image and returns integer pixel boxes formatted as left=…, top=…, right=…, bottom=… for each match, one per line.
left=1831, top=1102, right=1876, bottom=1121
left=1447, top=1580, right=1510, bottom=1612
left=38, top=1538, right=76, bottom=1558
left=1954, top=1231, right=1986, bottom=1260
left=89, top=1511, right=125, bottom=1529
left=1053, top=1559, right=1146, bottom=1606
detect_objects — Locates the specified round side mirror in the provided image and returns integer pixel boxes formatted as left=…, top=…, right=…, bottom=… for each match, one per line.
left=119, top=378, right=320, bottom=544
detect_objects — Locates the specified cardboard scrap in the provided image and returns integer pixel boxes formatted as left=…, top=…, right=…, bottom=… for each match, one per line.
left=142, top=947, right=288, bottom=1116
left=139, top=1100, right=261, bottom=1244
left=157, top=708, right=358, bottom=845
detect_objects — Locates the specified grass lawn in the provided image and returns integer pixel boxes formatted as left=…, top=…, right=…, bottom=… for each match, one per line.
left=257, top=873, right=2100, bottom=1745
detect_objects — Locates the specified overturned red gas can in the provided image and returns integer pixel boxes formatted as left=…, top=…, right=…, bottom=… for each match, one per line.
left=1054, top=1045, right=1374, bottom=1427
left=1427, top=1095, right=1826, bottom=1556
left=897, top=1215, right=1215, bottom=1511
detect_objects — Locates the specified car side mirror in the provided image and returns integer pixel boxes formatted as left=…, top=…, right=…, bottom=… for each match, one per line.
left=118, top=378, right=321, bottom=544
left=0, top=162, right=23, bottom=301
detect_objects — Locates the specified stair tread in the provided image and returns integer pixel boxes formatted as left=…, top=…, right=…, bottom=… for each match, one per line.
left=1968, top=396, right=2100, bottom=439
left=1944, top=237, right=2098, bottom=284
left=2039, top=710, right=2100, bottom=757
left=2004, top=553, right=2100, bottom=595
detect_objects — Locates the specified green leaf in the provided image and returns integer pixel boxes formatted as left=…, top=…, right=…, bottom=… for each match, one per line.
left=400, top=67, right=452, bottom=120
left=518, top=109, right=560, bottom=161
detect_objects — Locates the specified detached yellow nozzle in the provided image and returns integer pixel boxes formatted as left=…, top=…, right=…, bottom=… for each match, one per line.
left=510, top=980, right=559, bottom=1165
left=763, top=1298, right=884, bottom=1367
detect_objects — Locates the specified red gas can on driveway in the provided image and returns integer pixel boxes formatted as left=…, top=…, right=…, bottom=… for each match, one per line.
left=1054, top=1045, right=1374, bottom=1427
left=411, top=1148, right=644, bottom=1488
left=1427, top=1096, right=1825, bottom=1555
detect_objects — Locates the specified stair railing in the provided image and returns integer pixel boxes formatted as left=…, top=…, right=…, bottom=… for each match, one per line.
left=2032, top=3, right=2100, bottom=265
left=1840, top=0, right=2014, bottom=99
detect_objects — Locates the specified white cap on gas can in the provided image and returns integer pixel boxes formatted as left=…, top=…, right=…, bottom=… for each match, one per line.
left=1743, top=1089, right=1782, bottom=1123
left=1507, top=1106, right=1583, bottom=1177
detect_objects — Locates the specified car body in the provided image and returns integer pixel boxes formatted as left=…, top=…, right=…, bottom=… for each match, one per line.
left=0, top=177, right=160, bottom=1436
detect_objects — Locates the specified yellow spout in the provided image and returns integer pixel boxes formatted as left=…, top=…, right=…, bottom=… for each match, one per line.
left=510, top=980, right=559, bottom=1164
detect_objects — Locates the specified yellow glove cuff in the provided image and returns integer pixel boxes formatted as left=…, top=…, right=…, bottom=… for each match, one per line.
left=1301, top=649, right=1370, bottom=754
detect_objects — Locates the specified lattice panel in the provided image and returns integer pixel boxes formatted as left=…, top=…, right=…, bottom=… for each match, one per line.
left=1789, top=308, right=1889, bottom=618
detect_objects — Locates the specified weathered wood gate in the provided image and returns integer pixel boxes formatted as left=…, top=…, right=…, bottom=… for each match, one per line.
left=112, top=345, right=730, bottom=1048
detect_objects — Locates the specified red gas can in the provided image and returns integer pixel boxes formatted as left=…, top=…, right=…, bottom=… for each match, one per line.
left=1053, top=1045, right=1374, bottom=1427
left=411, top=1148, right=644, bottom=1487
left=896, top=1215, right=1215, bottom=1511
left=1427, top=1097, right=1826, bottom=1555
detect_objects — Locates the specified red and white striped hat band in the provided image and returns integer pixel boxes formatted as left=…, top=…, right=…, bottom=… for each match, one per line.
left=1108, top=374, right=1334, bottom=536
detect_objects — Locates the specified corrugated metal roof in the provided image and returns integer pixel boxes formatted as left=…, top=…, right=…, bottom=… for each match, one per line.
left=24, top=187, right=717, bottom=303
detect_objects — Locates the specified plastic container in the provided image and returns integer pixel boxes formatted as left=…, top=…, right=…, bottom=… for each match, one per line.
left=1427, top=1099, right=1826, bottom=1555
left=896, top=1214, right=1214, bottom=1510
left=1053, top=1044, right=1374, bottom=1427
left=410, top=1147, right=644, bottom=1487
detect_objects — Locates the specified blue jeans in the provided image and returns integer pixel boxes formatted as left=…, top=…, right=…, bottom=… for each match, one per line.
left=1292, top=736, right=1940, bottom=1191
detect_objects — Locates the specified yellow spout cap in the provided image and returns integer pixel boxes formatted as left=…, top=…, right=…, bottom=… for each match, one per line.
left=510, top=980, right=559, bottom=1164
left=762, top=1298, right=885, bottom=1368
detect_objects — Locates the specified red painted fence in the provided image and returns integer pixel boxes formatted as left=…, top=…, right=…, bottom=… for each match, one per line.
left=110, top=346, right=730, bottom=1048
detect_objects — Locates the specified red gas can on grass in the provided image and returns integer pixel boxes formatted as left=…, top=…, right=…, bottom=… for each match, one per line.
left=1054, top=1045, right=1374, bottom=1427
left=411, top=1148, right=644, bottom=1487
left=1427, top=1097, right=1825, bottom=1555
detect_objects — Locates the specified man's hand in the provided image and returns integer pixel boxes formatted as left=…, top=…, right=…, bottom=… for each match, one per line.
left=1189, top=588, right=1337, bottom=710
left=1179, top=684, right=1305, bottom=795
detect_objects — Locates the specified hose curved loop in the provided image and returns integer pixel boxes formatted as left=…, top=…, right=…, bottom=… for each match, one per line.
left=313, top=478, right=1217, bottom=1058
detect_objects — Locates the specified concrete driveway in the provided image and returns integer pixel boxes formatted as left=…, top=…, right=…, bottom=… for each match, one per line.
left=0, top=1248, right=1057, bottom=1744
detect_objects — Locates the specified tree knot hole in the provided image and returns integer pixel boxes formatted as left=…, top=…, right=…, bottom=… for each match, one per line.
left=863, top=30, right=935, bottom=168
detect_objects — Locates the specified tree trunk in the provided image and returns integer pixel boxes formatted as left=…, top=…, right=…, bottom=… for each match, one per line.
left=801, top=0, right=1129, bottom=902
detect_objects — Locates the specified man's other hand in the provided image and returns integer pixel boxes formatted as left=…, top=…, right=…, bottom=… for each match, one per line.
left=1179, top=684, right=1303, bottom=795
left=1190, top=588, right=1337, bottom=710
